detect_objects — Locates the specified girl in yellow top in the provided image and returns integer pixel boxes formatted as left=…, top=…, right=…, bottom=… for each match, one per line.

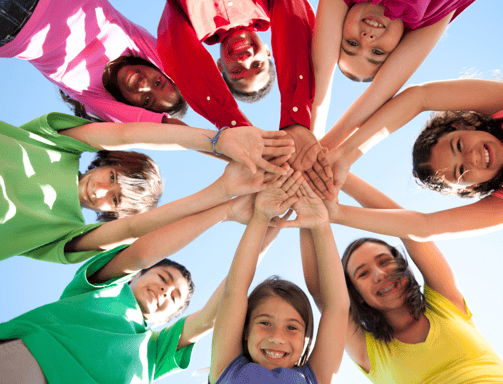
left=293, top=173, right=503, bottom=383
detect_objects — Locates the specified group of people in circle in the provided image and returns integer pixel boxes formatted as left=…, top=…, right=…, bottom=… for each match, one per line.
left=1, top=0, right=502, bottom=383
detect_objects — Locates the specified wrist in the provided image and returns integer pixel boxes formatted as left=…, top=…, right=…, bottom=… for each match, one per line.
left=213, top=127, right=230, bottom=155
left=310, top=222, right=332, bottom=235
left=252, top=208, right=272, bottom=224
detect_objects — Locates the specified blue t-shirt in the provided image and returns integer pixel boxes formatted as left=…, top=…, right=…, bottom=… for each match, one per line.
left=215, top=354, right=318, bottom=384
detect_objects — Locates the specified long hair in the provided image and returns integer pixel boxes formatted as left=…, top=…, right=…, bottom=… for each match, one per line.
left=102, top=55, right=188, bottom=119
left=341, top=238, right=426, bottom=343
left=59, top=89, right=105, bottom=122
left=412, top=111, right=503, bottom=198
left=242, top=276, right=314, bottom=367
left=85, top=151, right=163, bottom=222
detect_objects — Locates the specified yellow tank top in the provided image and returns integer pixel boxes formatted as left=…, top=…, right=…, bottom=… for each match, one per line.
left=358, top=285, right=503, bottom=383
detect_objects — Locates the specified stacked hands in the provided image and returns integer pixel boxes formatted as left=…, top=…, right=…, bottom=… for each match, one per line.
left=217, top=123, right=338, bottom=201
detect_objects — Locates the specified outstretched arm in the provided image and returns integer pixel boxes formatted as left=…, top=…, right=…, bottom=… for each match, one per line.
left=61, top=122, right=294, bottom=175
left=209, top=171, right=303, bottom=384
left=67, top=162, right=285, bottom=252
left=310, top=0, right=348, bottom=137
left=330, top=172, right=503, bottom=241
left=320, top=12, right=454, bottom=151
left=177, top=210, right=293, bottom=349
left=290, top=183, right=349, bottom=384
left=334, top=173, right=465, bottom=309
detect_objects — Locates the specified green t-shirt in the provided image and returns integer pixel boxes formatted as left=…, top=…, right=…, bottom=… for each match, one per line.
left=0, top=246, right=194, bottom=384
left=0, top=112, right=104, bottom=263
left=360, top=285, right=503, bottom=383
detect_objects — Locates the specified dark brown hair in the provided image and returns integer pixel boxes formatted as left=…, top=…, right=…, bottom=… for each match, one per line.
left=242, top=276, right=314, bottom=366
left=341, top=238, right=426, bottom=343
left=102, top=55, right=188, bottom=119
left=85, top=150, right=163, bottom=222
left=412, top=111, right=503, bottom=198
left=139, top=258, right=195, bottom=323
left=222, top=58, right=276, bottom=103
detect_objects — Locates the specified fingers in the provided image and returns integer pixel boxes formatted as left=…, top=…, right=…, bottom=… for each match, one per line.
left=262, top=146, right=296, bottom=156
left=280, top=209, right=294, bottom=221
left=263, top=138, right=296, bottom=148
left=280, top=170, right=304, bottom=197
left=307, top=164, right=336, bottom=201
left=278, top=219, right=302, bottom=229
left=256, top=157, right=289, bottom=175
left=260, top=129, right=289, bottom=139
left=303, top=169, right=327, bottom=199
left=316, top=150, right=334, bottom=180
left=300, top=144, right=321, bottom=171
left=300, top=180, right=319, bottom=199
left=236, top=155, right=258, bottom=175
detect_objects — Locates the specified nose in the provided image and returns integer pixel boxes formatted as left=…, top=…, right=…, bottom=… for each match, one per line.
left=361, top=30, right=375, bottom=41
left=373, top=267, right=386, bottom=283
left=160, top=284, right=174, bottom=299
left=136, top=77, right=150, bottom=93
left=465, top=148, right=480, bottom=168
left=267, top=327, right=286, bottom=344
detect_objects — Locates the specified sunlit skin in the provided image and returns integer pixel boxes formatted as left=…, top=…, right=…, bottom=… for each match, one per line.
left=429, top=129, right=503, bottom=187
left=217, top=29, right=271, bottom=93
left=78, top=166, right=122, bottom=212
left=116, top=65, right=181, bottom=112
left=346, top=242, right=408, bottom=313
left=339, top=2, right=404, bottom=80
left=130, top=266, right=190, bottom=324
left=245, top=296, right=306, bottom=370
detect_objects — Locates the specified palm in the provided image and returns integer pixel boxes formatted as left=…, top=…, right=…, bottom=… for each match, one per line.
left=255, top=188, right=292, bottom=218
left=223, top=162, right=269, bottom=197
left=292, top=195, right=328, bottom=229
left=228, top=194, right=255, bottom=224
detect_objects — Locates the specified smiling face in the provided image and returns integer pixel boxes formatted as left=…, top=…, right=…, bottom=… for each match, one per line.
left=116, top=65, right=181, bottom=112
left=339, top=2, right=404, bottom=80
left=346, top=242, right=407, bottom=312
left=245, top=295, right=306, bottom=370
left=78, top=166, right=122, bottom=212
left=218, top=29, right=271, bottom=93
left=429, top=129, right=503, bottom=187
left=130, top=266, right=190, bottom=325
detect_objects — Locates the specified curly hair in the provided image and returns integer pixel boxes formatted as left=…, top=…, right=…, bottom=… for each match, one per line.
left=102, top=55, right=188, bottom=119
left=85, top=150, right=163, bottom=222
left=242, top=276, right=314, bottom=367
left=412, top=111, right=503, bottom=198
left=137, top=258, right=195, bottom=324
left=222, top=58, right=276, bottom=103
left=341, top=238, right=427, bottom=343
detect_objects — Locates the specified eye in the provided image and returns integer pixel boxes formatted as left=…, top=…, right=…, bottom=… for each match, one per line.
left=231, top=68, right=243, bottom=75
left=154, top=78, right=161, bottom=87
left=252, top=61, right=263, bottom=69
left=346, top=40, right=359, bottom=47
left=143, top=96, right=150, bottom=107
left=110, top=171, right=115, bottom=182
left=380, top=258, right=391, bottom=266
left=260, top=321, right=271, bottom=326
left=287, top=325, right=298, bottom=331
left=113, top=196, right=118, bottom=207
left=372, top=49, right=384, bottom=55
left=159, top=274, right=167, bottom=283
left=457, top=139, right=462, bottom=152
left=358, top=271, right=368, bottom=278
left=459, top=165, right=465, bottom=178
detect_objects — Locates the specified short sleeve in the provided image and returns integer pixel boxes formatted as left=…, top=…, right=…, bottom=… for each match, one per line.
left=60, top=244, right=132, bottom=299
left=152, top=317, right=195, bottom=380
left=19, top=113, right=99, bottom=155
left=423, top=285, right=472, bottom=320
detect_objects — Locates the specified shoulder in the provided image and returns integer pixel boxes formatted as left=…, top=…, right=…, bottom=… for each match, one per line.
left=424, top=285, right=472, bottom=319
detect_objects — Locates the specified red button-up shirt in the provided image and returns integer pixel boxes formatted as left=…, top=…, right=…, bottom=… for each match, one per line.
left=157, top=0, right=315, bottom=130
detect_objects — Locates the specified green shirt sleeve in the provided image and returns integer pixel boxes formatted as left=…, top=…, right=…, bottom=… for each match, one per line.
left=152, top=317, right=195, bottom=380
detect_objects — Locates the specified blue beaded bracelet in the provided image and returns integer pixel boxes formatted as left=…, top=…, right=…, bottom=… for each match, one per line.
left=208, top=126, right=230, bottom=155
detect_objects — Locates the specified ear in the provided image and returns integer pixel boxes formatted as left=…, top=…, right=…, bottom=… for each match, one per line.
left=217, top=58, right=224, bottom=74
left=265, top=44, right=271, bottom=58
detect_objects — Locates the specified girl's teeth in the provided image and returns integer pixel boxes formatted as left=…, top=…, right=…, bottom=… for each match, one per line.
left=364, top=19, right=384, bottom=27
left=484, top=147, right=490, bottom=167
left=378, top=283, right=396, bottom=295
left=265, top=350, right=286, bottom=359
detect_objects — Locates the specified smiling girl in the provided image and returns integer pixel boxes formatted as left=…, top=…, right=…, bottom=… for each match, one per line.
left=298, top=173, right=503, bottom=382
left=210, top=172, right=349, bottom=384
left=310, top=0, right=475, bottom=144
left=319, top=79, right=503, bottom=240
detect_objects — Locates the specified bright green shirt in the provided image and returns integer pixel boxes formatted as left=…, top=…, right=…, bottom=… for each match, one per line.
left=0, top=246, right=194, bottom=384
left=0, top=113, right=103, bottom=263
left=360, top=285, right=503, bottom=383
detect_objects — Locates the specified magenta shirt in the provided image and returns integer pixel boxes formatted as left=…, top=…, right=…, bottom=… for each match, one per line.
left=0, top=0, right=169, bottom=123
left=342, top=0, right=475, bottom=31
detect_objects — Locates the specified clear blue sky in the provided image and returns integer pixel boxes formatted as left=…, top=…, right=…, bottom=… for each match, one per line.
left=0, top=1, right=501, bottom=383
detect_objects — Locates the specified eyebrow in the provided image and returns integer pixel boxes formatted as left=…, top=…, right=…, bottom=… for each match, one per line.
left=341, top=46, right=385, bottom=66
left=352, top=253, right=389, bottom=277
left=449, top=138, right=458, bottom=180
left=254, top=314, right=304, bottom=326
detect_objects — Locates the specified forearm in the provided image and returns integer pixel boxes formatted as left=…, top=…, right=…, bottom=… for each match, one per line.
left=69, top=176, right=231, bottom=251
left=300, top=228, right=322, bottom=309
left=61, top=121, right=221, bottom=152
left=311, top=224, right=348, bottom=312
left=225, top=212, right=270, bottom=296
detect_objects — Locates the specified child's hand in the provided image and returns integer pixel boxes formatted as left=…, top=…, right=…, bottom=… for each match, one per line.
left=227, top=194, right=255, bottom=224
left=280, top=181, right=329, bottom=229
left=255, top=170, right=303, bottom=219
left=222, top=161, right=284, bottom=198
left=215, top=126, right=295, bottom=175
